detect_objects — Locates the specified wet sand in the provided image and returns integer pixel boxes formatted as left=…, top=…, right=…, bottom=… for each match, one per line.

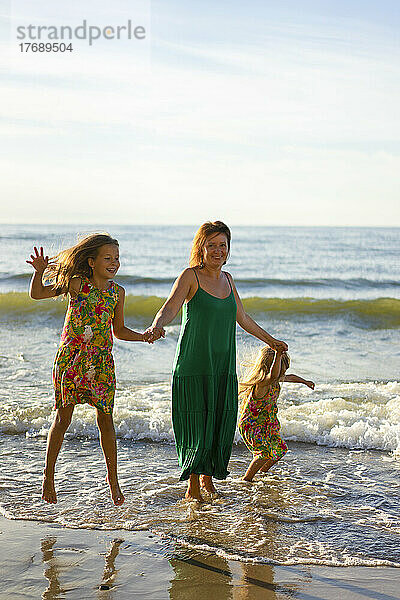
left=1, top=515, right=399, bottom=599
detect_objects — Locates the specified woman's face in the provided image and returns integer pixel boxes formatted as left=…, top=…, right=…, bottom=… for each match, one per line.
left=202, top=233, right=229, bottom=268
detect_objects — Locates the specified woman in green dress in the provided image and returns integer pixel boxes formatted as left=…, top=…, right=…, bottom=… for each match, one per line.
left=147, top=221, right=288, bottom=501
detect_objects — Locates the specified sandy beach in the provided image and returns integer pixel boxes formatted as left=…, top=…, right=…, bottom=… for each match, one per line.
left=1, top=514, right=399, bottom=599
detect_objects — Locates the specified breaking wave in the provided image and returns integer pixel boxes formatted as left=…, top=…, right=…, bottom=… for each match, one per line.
left=1, top=292, right=399, bottom=328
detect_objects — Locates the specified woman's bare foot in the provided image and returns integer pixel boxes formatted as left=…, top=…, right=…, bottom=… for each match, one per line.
left=42, top=472, right=57, bottom=504
left=184, top=488, right=204, bottom=502
left=184, top=474, right=204, bottom=501
left=106, top=477, right=125, bottom=506
left=200, top=475, right=217, bottom=494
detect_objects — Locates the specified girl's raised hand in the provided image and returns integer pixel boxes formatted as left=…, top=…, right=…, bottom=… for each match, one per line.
left=26, top=247, right=49, bottom=273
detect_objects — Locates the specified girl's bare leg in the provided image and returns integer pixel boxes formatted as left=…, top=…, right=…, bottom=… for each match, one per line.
left=259, top=458, right=278, bottom=473
left=199, top=474, right=217, bottom=494
left=185, top=474, right=203, bottom=501
left=243, top=457, right=277, bottom=482
left=96, top=410, right=124, bottom=506
left=42, top=404, right=75, bottom=503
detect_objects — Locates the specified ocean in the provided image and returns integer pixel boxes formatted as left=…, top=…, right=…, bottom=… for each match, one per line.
left=0, top=224, right=399, bottom=568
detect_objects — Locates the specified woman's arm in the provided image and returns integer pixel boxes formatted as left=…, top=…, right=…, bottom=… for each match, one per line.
left=27, top=246, right=58, bottom=299
left=112, top=286, right=146, bottom=341
left=227, top=273, right=288, bottom=351
left=284, top=374, right=315, bottom=389
left=146, top=269, right=196, bottom=338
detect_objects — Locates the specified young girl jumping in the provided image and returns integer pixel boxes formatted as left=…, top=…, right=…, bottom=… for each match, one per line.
left=238, top=346, right=315, bottom=482
left=27, top=234, right=149, bottom=506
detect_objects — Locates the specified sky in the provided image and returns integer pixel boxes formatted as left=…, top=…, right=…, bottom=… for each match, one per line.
left=1, top=0, right=400, bottom=226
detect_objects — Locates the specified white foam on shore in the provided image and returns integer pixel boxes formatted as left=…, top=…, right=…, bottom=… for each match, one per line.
left=155, top=532, right=400, bottom=568
left=1, top=381, right=399, bottom=454
left=278, top=381, right=400, bottom=453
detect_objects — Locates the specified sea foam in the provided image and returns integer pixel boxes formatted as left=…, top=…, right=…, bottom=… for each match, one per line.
left=1, top=381, right=399, bottom=454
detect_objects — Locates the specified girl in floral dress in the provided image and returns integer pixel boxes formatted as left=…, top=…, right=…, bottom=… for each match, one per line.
left=238, top=346, right=314, bottom=482
left=27, top=234, right=149, bottom=506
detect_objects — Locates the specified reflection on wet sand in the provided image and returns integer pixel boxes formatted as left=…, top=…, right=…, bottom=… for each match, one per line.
left=237, top=563, right=278, bottom=600
left=166, top=481, right=304, bottom=599
left=169, top=551, right=234, bottom=600
left=166, top=493, right=283, bottom=600
left=40, top=535, right=124, bottom=599
left=168, top=551, right=288, bottom=599
left=97, top=538, right=124, bottom=598
left=99, top=540, right=124, bottom=598
left=41, top=537, right=64, bottom=600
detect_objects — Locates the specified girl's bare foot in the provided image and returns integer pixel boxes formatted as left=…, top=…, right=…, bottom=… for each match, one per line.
left=106, top=477, right=125, bottom=506
left=241, top=475, right=254, bottom=482
left=242, top=457, right=276, bottom=481
left=200, top=475, right=217, bottom=494
left=42, top=472, right=57, bottom=504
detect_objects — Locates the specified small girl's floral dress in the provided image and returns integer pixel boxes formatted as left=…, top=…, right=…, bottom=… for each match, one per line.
left=238, top=383, right=288, bottom=460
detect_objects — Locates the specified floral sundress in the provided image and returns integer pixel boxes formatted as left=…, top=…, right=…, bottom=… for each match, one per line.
left=53, top=276, right=119, bottom=414
left=238, top=383, right=288, bottom=460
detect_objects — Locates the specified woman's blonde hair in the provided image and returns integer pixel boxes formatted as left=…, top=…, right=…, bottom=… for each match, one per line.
left=239, top=347, right=290, bottom=402
left=189, top=221, right=231, bottom=268
left=44, top=233, right=119, bottom=296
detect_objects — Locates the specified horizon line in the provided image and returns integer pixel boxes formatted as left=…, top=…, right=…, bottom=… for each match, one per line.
left=1, top=223, right=399, bottom=229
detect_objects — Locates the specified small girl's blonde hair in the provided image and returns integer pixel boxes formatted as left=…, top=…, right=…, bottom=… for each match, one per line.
left=239, top=347, right=290, bottom=403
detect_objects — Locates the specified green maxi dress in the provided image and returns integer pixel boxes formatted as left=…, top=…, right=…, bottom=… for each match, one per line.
left=172, top=269, right=238, bottom=481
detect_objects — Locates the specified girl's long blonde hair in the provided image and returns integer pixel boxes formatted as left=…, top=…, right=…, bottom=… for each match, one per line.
left=44, top=233, right=119, bottom=296
left=239, top=347, right=290, bottom=403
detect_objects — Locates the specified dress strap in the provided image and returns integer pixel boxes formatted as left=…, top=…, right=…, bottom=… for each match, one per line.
left=192, top=268, right=200, bottom=287
left=225, top=272, right=233, bottom=293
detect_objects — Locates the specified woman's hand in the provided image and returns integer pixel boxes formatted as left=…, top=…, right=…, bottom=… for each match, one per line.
left=270, top=339, right=288, bottom=352
left=26, top=247, right=48, bottom=273
left=143, top=325, right=165, bottom=343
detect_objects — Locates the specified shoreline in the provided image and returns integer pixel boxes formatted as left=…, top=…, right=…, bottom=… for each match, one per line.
left=1, top=514, right=399, bottom=599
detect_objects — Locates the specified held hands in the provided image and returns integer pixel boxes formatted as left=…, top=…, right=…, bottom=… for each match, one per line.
left=26, top=247, right=48, bottom=274
left=270, top=339, right=288, bottom=353
left=143, top=325, right=166, bottom=344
